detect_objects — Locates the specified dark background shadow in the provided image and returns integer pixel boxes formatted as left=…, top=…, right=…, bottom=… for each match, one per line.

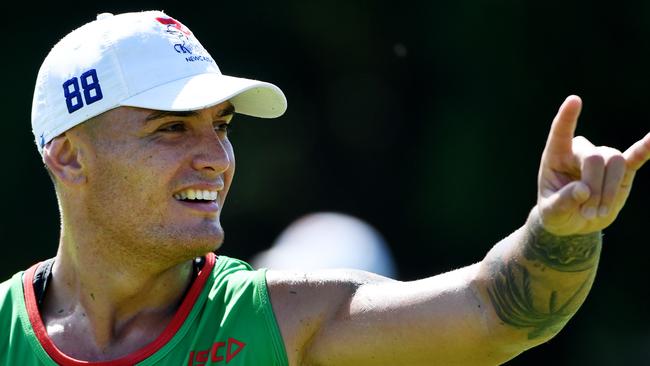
left=1, top=1, right=649, bottom=364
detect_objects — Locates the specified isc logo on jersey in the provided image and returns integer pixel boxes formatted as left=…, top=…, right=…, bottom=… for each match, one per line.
left=187, top=337, right=246, bottom=365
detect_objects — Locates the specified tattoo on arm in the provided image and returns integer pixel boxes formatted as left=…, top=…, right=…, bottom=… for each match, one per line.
left=486, top=210, right=602, bottom=339
left=486, top=261, right=591, bottom=340
left=524, top=225, right=602, bottom=272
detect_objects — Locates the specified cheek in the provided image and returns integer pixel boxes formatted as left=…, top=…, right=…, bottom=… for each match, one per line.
left=88, top=148, right=171, bottom=206
left=90, top=161, right=143, bottom=206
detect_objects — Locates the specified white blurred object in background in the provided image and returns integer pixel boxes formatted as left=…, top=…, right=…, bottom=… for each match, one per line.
left=250, top=212, right=397, bottom=278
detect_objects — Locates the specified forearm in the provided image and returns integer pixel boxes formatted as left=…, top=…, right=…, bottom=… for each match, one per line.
left=476, top=206, right=602, bottom=347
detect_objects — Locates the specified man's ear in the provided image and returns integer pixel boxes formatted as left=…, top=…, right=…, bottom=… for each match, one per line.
left=43, top=134, right=86, bottom=185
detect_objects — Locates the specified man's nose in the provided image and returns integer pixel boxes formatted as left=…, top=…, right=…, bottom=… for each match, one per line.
left=191, top=131, right=231, bottom=175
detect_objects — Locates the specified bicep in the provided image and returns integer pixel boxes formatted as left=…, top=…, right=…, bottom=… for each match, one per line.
left=306, top=263, right=516, bottom=366
left=269, top=265, right=518, bottom=366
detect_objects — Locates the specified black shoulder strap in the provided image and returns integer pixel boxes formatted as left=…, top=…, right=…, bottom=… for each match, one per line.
left=33, top=258, right=55, bottom=306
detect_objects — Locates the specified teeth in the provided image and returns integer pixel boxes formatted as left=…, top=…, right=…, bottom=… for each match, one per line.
left=174, top=188, right=218, bottom=201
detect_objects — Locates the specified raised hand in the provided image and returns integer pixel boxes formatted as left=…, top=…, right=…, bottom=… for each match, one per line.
left=537, top=95, right=650, bottom=236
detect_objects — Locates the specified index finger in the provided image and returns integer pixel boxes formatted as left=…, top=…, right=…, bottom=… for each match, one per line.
left=623, top=132, right=650, bottom=171
left=544, top=95, right=583, bottom=157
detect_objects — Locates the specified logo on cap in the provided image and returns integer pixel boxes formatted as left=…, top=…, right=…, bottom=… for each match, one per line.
left=155, top=17, right=192, bottom=36
left=155, top=16, right=213, bottom=63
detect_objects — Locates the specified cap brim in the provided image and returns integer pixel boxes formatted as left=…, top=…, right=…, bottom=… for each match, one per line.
left=120, top=73, right=287, bottom=118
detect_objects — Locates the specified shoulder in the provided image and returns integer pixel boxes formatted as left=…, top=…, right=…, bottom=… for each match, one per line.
left=265, top=268, right=390, bottom=331
left=266, top=267, right=393, bottom=302
left=206, top=255, right=268, bottom=305
left=265, top=268, right=395, bottom=365
left=265, top=269, right=372, bottom=340
left=213, top=255, right=255, bottom=274
left=195, top=256, right=289, bottom=365
left=210, top=255, right=257, bottom=285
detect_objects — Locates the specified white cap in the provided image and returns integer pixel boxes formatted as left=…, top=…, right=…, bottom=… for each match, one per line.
left=31, top=10, right=287, bottom=154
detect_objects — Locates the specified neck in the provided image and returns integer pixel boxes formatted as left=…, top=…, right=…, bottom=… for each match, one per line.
left=40, top=225, right=197, bottom=359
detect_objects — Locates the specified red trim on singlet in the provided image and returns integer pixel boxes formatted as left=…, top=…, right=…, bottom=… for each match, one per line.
left=23, top=253, right=216, bottom=366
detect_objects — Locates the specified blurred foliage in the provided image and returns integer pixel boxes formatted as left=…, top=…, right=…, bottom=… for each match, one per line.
left=1, top=0, right=649, bottom=364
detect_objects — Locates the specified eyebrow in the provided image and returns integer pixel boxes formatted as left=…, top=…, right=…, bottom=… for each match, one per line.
left=145, top=110, right=199, bottom=122
left=218, top=104, right=236, bottom=117
left=145, top=105, right=236, bottom=122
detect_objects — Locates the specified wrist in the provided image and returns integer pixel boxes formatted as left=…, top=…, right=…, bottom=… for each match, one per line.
left=524, top=206, right=602, bottom=272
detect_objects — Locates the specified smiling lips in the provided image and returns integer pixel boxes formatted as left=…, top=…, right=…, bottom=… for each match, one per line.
left=173, top=188, right=222, bottom=214
left=174, top=188, right=218, bottom=201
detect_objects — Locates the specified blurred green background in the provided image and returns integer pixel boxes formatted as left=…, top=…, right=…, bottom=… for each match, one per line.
left=2, top=1, right=649, bottom=364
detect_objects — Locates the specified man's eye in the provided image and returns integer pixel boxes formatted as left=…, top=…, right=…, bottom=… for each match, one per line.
left=159, top=123, right=186, bottom=132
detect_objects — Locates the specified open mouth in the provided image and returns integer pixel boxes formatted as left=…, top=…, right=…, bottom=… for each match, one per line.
left=174, top=189, right=218, bottom=201
left=173, top=189, right=219, bottom=211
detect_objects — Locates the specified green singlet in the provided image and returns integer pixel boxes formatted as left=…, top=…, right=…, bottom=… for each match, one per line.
left=0, top=253, right=289, bottom=366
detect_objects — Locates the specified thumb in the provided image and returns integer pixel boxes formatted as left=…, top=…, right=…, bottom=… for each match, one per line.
left=541, top=181, right=591, bottom=215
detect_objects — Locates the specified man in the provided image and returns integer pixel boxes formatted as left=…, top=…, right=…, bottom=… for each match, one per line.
left=1, top=9, right=648, bottom=366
